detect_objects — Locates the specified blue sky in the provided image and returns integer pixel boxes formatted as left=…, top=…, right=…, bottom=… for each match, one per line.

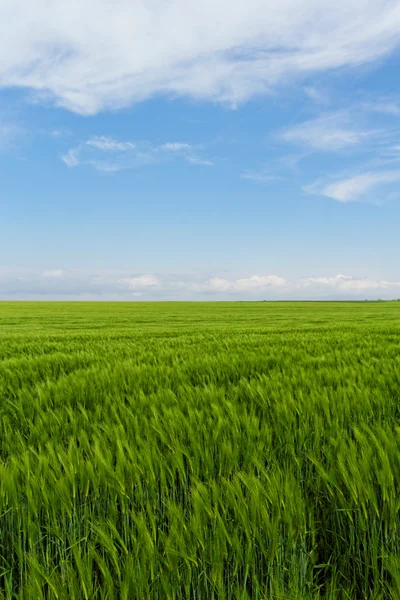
left=2, top=0, right=400, bottom=300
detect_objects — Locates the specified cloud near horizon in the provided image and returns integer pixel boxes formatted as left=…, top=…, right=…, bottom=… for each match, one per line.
left=1, top=268, right=399, bottom=301
left=2, top=1, right=400, bottom=114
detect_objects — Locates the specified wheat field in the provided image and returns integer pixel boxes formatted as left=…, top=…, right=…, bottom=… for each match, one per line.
left=1, top=301, right=400, bottom=599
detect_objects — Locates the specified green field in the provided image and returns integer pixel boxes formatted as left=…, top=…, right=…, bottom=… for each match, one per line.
left=1, top=301, right=400, bottom=599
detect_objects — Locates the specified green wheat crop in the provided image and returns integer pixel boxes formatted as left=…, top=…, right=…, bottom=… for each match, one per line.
left=1, top=301, right=400, bottom=599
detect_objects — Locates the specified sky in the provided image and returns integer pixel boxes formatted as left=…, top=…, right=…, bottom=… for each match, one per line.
left=2, top=0, right=400, bottom=300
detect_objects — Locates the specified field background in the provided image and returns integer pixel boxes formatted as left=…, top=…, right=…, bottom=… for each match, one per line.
left=1, top=301, right=400, bottom=599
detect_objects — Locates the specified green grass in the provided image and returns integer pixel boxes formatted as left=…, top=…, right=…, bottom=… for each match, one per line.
left=1, top=301, right=400, bottom=599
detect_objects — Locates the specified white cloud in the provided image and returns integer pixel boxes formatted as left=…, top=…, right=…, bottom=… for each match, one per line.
left=119, top=275, right=160, bottom=289
left=61, top=148, right=80, bottom=167
left=242, top=98, right=400, bottom=191
left=49, top=129, right=64, bottom=137
left=387, top=145, right=400, bottom=153
left=186, top=156, right=214, bottom=166
left=196, top=277, right=232, bottom=293
left=62, top=136, right=211, bottom=172
left=86, top=136, right=136, bottom=151
left=366, top=101, right=400, bottom=116
left=304, top=86, right=330, bottom=105
left=306, top=170, right=400, bottom=202
left=1, top=268, right=400, bottom=300
left=301, top=274, right=400, bottom=292
left=279, top=112, right=377, bottom=151
left=42, top=269, right=64, bottom=278
left=1, top=1, right=400, bottom=114
left=234, top=275, right=286, bottom=290
left=241, top=169, right=279, bottom=182
left=161, top=143, right=191, bottom=151
left=191, top=274, right=286, bottom=293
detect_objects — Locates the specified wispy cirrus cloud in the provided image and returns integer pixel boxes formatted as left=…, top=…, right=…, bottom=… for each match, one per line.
left=241, top=168, right=279, bottom=183
left=305, top=170, right=400, bottom=203
left=242, top=110, right=378, bottom=186
left=62, top=136, right=213, bottom=172
left=2, top=1, right=400, bottom=114
left=161, top=143, right=191, bottom=152
left=362, top=99, right=400, bottom=117
left=186, top=156, right=214, bottom=167
left=1, top=267, right=399, bottom=300
left=243, top=99, right=400, bottom=202
left=85, top=137, right=136, bottom=152
left=242, top=100, right=400, bottom=189
left=303, top=86, right=331, bottom=105
left=278, top=112, right=378, bottom=152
